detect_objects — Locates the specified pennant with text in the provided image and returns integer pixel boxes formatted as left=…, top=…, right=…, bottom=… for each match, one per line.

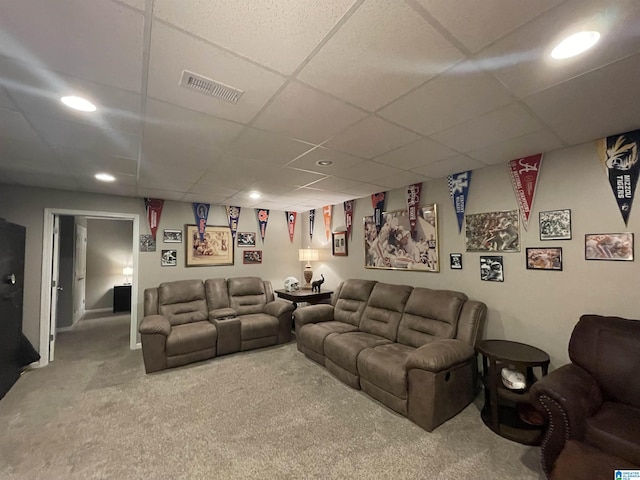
left=343, top=200, right=354, bottom=239
left=406, top=183, right=422, bottom=233
left=144, top=198, right=164, bottom=241
left=595, top=128, right=640, bottom=226
left=256, top=208, right=270, bottom=243
left=447, top=171, right=472, bottom=234
left=323, top=205, right=332, bottom=241
left=509, top=154, right=543, bottom=231
left=286, top=211, right=297, bottom=242
left=193, top=203, right=210, bottom=241
left=309, top=209, right=315, bottom=242
left=371, top=192, right=386, bottom=233
left=226, top=206, right=241, bottom=239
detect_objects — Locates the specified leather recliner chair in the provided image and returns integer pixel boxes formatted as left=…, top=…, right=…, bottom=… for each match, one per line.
left=530, top=314, right=640, bottom=479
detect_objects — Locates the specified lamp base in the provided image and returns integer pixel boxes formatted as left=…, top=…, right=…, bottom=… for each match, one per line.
left=302, top=265, right=313, bottom=289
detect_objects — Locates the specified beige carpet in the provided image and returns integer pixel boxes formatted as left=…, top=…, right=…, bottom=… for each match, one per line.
left=0, top=314, right=545, bottom=479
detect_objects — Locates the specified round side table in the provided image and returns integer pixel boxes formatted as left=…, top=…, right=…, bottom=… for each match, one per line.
left=477, top=339, right=550, bottom=445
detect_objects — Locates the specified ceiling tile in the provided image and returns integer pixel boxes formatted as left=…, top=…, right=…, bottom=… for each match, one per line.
left=147, top=22, right=286, bottom=123
left=225, top=128, right=315, bottom=166
left=56, top=147, right=138, bottom=176
left=332, top=160, right=403, bottom=182
left=8, top=170, right=81, bottom=190
left=252, top=81, right=368, bottom=144
left=285, top=147, right=364, bottom=175
left=0, top=138, right=56, bottom=165
left=153, top=0, right=356, bottom=76
left=467, top=128, right=565, bottom=165
left=199, top=157, right=273, bottom=191
left=0, top=109, right=42, bottom=143
left=116, top=0, right=145, bottom=11
left=324, top=116, right=420, bottom=159
left=181, top=192, right=230, bottom=205
left=374, top=138, right=457, bottom=170
left=0, top=86, right=16, bottom=109
left=429, top=103, right=545, bottom=153
left=297, top=0, right=463, bottom=111
left=139, top=161, right=205, bottom=184
left=304, top=176, right=365, bottom=193
left=417, top=0, right=563, bottom=53
left=186, top=183, right=237, bottom=198
left=294, top=187, right=354, bottom=204
left=136, top=188, right=186, bottom=202
left=371, top=171, right=430, bottom=190
left=0, top=0, right=144, bottom=92
left=411, top=155, right=485, bottom=178
left=378, top=61, right=513, bottom=136
left=475, top=0, right=640, bottom=98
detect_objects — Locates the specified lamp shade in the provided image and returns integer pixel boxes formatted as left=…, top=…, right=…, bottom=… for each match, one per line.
left=122, top=266, right=133, bottom=276
left=299, top=249, right=319, bottom=262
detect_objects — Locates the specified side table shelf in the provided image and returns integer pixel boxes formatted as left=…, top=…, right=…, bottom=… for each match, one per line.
left=477, top=340, right=550, bottom=446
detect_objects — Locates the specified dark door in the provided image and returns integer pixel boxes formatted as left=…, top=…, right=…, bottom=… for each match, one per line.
left=0, top=219, right=26, bottom=400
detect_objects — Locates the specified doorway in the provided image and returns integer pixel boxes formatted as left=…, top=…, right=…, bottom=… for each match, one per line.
left=39, top=208, right=140, bottom=368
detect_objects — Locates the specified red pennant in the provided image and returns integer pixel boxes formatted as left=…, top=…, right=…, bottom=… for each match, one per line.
left=509, top=154, right=543, bottom=230
left=144, top=198, right=164, bottom=241
left=286, top=211, right=297, bottom=242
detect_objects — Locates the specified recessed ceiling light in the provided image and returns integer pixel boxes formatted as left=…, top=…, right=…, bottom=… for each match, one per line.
left=60, top=95, right=97, bottom=112
left=551, top=31, right=600, bottom=59
left=95, top=173, right=115, bottom=182
left=316, top=160, right=333, bottom=166
left=249, top=192, right=261, bottom=199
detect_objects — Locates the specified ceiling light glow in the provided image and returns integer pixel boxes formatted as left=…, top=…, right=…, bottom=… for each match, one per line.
left=316, top=160, right=333, bottom=166
left=249, top=192, right=261, bottom=199
left=61, top=95, right=97, bottom=112
left=95, top=173, right=115, bottom=182
left=551, top=31, right=600, bottom=59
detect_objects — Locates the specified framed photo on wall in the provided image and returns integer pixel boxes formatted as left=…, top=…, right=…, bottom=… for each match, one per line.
left=450, top=253, right=462, bottom=269
left=465, top=210, right=520, bottom=252
left=163, top=229, right=182, bottom=243
left=539, top=209, right=571, bottom=240
left=185, top=225, right=234, bottom=267
left=364, top=204, right=439, bottom=272
left=161, top=249, right=177, bottom=267
left=332, top=231, right=348, bottom=256
left=526, top=247, right=562, bottom=271
left=237, top=232, right=256, bottom=247
left=242, top=250, right=262, bottom=264
left=480, top=256, right=504, bottom=282
left=585, top=233, right=634, bottom=261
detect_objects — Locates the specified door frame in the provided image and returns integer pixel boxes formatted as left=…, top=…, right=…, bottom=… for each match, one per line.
left=39, top=208, right=140, bottom=367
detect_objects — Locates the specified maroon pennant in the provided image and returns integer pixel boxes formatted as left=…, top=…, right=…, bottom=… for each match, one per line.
left=144, top=198, right=164, bottom=241
left=406, top=183, right=422, bottom=233
left=286, top=211, right=297, bottom=242
left=343, top=200, right=354, bottom=239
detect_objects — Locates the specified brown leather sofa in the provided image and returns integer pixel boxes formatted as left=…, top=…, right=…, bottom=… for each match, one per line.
left=139, top=277, right=294, bottom=373
left=530, top=314, right=640, bottom=479
left=293, top=279, right=487, bottom=431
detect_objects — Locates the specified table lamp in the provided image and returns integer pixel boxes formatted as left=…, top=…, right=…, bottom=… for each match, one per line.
left=298, top=248, right=319, bottom=290
left=122, top=266, right=133, bottom=284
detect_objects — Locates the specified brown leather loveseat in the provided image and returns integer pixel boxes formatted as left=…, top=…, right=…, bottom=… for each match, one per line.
left=139, top=277, right=294, bottom=373
left=293, top=279, right=487, bottom=431
left=530, top=314, right=640, bottom=479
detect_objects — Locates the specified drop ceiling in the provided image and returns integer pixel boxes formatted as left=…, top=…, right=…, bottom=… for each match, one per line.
left=1, top=0, right=639, bottom=211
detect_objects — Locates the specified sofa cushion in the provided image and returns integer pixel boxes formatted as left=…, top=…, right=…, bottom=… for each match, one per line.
left=298, top=321, right=359, bottom=356
left=158, top=280, right=208, bottom=326
left=228, top=277, right=267, bottom=315
left=357, top=343, right=414, bottom=399
left=324, top=332, right=391, bottom=375
left=585, top=401, right=640, bottom=465
left=204, top=278, right=230, bottom=310
left=359, top=283, right=413, bottom=341
left=333, top=279, right=377, bottom=326
left=239, top=313, right=279, bottom=340
left=397, top=288, right=467, bottom=348
left=166, top=321, right=217, bottom=357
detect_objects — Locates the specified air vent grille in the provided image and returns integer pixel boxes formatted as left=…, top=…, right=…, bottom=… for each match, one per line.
left=179, top=70, right=243, bottom=104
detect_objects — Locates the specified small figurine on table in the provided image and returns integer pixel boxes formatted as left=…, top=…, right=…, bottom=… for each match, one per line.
left=311, top=274, right=325, bottom=292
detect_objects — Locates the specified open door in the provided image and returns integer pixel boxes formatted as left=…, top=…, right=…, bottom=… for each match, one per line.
left=48, top=215, right=60, bottom=361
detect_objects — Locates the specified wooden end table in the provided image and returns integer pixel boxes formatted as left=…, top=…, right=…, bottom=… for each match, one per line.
left=274, top=289, right=333, bottom=309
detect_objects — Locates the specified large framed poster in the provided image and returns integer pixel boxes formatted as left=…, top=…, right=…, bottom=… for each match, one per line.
left=364, top=204, right=439, bottom=272
left=185, top=225, right=234, bottom=267
left=465, top=210, right=520, bottom=252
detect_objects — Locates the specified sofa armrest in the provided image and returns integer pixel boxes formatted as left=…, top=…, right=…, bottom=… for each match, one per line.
left=530, top=363, right=603, bottom=475
left=406, top=339, right=474, bottom=373
left=139, top=315, right=171, bottom=336
left=210, top=308, right=237, bottom=320
left=263, top=300, right=294, bottom=318
left=293, top=304, right=335, bottom=327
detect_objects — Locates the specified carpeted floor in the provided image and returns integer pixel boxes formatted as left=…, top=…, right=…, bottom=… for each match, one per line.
left=0, top=314, right=545, bottom=479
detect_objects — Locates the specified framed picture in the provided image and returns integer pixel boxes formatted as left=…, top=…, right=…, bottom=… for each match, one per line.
left=243, top=250, right=262, bottom=264
left=364, top=204, right=439, bottom=272
left=332, top=231, right=348, bottom=256
left=185, top=225, right=234, bottom=267
left=237, top=232, right=256, bottom=247
left=161, top=249, right=177, bottom=267
left=465, top=210, right=520, bottom=252
left=539, top=209, right=571, bottom=240
left=450, top=253, right=462, bottom=269
left=139, top=234, right=156, bottom=252
left=526, top=247, right=562, bottom=271
left=163, top=229, right=182, bottom=243
left=585, top=233, right=634, bottom=261
left=480, top=256, right=504, bottom=282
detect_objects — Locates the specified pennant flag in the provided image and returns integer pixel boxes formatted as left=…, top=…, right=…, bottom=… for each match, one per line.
left=193, top=203, right=210, bottom=241
left=406, top=183, right=422, bottom=233
left=144, top=198, right=164, bottom=241
left=343, top=200, right=354, bottom=239
left=309, top=209, right=315, bottom=242
left=509, top=154, right=543, bottom=230
left=371, top=192, right=386, bottom=233
left=323, top=205, right=332, bottom=241
left=286, top=211, right=297, bottom=242
left=447, top=171, right=472, bottom=234
left=256, top=208, right=270, bottom=243
left=226, top=206, right=241, bottom=239
left=595, top=128, right=640, bottom=226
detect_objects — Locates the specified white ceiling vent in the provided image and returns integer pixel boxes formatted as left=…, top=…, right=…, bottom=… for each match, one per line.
left=179, top=70, right=243, bottom=104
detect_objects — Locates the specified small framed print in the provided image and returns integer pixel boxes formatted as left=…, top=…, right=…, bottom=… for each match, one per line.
left=139, top=234, right=156, bottom=252
left=480, top=256, right=504, bottom=282
left=332, top=231, right=348, bottom=256
left=163, top=229, right=182, bottom=243
left=526, top=247, right=562, bottom=271
left=585, top=233, right=634, bottom=261
left=243, top=250, right=262, bottom=264
left=450, top=253, right=462, bottom=269
left=539, top=209, right=571, bottom=240
left=237, top=232, right=256, bottom=247
left=161, top=249, right=177, bottom=267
